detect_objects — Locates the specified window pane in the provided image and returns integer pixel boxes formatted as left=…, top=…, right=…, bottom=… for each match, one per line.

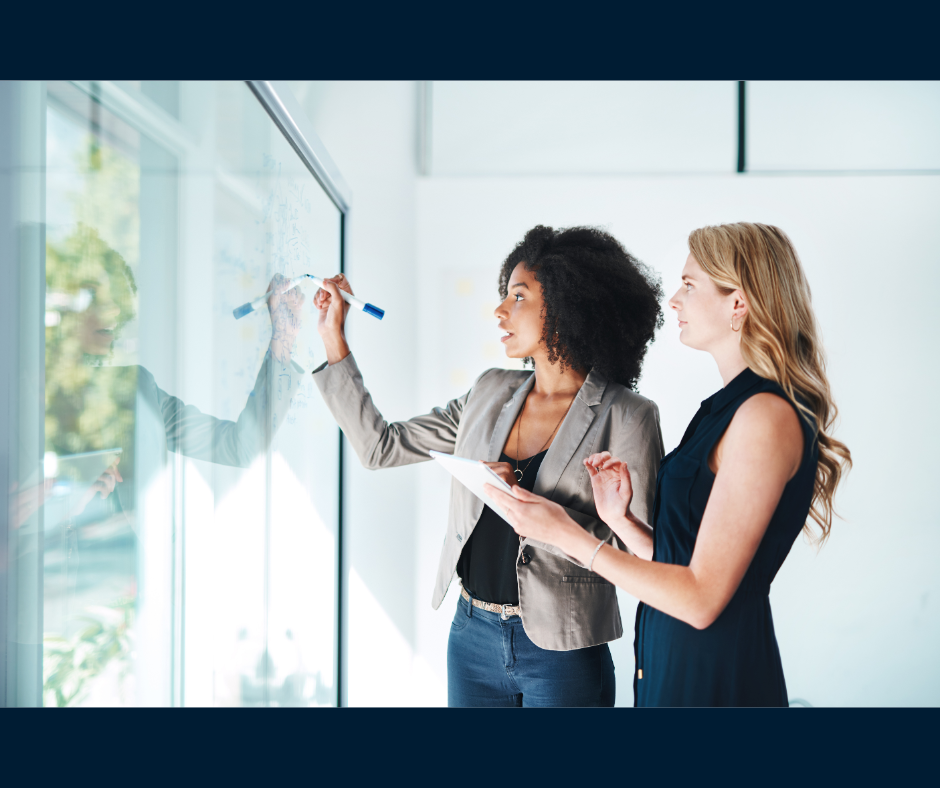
left=38, top=81, right=339, bottom=706
left=431, top=81, right=738, bottom=175
left=748, top=81, right=940, bottom=172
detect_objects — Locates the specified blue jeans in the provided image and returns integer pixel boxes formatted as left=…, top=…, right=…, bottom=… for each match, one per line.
left=447, top=593, right=615, bottom=707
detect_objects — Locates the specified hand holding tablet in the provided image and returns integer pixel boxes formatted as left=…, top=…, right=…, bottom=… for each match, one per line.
left=429, top=451, right=514, bottom=522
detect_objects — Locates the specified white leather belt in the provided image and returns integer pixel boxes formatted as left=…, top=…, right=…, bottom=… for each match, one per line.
left=461, top=586, right=521, bottom=620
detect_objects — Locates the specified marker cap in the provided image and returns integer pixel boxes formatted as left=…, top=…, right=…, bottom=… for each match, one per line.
left=233, top=302, right=254, bottom=320
left=363, top=303, right=385, bottom=320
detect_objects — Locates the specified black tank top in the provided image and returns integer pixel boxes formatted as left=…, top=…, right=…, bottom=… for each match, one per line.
left=456, top=450, right=547, bottom=605
left=634, top=367, right=819, bottom=706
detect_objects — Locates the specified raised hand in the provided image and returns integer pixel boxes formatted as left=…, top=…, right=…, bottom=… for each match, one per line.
left=583, top=452, right=634, bottom=526
left=267, top=273, right=305, bottom=365
left=313, top=274, right=354, bottom=364
left=313, top=273, right=353, bottom=338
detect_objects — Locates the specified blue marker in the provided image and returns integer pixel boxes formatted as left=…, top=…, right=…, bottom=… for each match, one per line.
left=233, top=274, right=385, bottom=321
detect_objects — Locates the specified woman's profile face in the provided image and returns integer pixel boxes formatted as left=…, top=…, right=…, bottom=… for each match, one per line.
left=668, top=253, right=737, bottom=351
left=77, top=273, right=122, bottom=356
left=495, top=262, right=546, bottom=360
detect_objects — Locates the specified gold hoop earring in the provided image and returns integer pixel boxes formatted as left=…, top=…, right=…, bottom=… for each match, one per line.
left=731, top=315, right=742, bottom=333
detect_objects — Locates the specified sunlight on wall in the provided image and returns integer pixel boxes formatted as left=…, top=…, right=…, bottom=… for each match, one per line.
left=347, top=567, right=446, bottom=707
left=181, top=452, right=337, bottom=706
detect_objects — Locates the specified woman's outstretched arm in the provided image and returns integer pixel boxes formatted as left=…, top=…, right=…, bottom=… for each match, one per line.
left=312, top=274, right=477, bottom=469
left=486, top=392, right=803, bottom=630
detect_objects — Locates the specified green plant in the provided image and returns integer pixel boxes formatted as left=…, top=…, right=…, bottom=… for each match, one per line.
left=43, top=594, right=135, bottom=707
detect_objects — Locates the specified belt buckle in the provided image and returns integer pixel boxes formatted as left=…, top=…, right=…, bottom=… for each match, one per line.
left=500, top=604, right=514, bottom=620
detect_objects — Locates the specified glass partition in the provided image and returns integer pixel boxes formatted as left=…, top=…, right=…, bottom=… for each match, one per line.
left=5, top=81, right=341, bottom=706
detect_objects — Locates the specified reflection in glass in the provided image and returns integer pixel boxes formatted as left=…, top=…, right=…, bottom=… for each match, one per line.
left=20, top=81, right=341, bottom=706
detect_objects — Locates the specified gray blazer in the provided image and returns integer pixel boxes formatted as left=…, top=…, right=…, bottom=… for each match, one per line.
left=313, top=353, right=663, bottom=651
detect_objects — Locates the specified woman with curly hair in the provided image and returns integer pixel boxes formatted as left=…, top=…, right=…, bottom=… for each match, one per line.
left=486, top=223, right=852, bottom=706
left=312, top=225, right=665, bottom=707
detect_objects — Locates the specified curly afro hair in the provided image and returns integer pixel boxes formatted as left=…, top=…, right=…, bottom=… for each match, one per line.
left=498, top=225, right=664, bottom=391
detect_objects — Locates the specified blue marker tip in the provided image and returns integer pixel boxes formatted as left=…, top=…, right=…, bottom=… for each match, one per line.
left=233, top=302, right=254, bottom=320
left=363, top=303, right=385, bottom=320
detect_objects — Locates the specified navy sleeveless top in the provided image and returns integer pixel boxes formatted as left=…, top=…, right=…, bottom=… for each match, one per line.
left=634, top=367, right=819, bottom=707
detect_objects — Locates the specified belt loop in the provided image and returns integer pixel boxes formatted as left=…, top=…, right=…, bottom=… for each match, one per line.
left=466, top=589, right=473, bottom=619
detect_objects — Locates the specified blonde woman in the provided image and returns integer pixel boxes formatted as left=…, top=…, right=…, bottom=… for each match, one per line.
left=485, top=223, right=852, bottom=706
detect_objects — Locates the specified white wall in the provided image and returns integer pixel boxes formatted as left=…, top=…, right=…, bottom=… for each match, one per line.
left=415, top=174, right=940, bottom=706
left=288, top=82, right=442, bottom=705
left=287, top=80, right=940, bottom=707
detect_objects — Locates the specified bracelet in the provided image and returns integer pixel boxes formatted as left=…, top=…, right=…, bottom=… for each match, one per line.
left=588, top=538, right=606, bottom=572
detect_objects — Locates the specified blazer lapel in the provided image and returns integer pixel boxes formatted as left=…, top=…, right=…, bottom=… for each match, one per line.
left=532, top=367, right=608, bottom=499
left=486, top=372, right=535, bottom=461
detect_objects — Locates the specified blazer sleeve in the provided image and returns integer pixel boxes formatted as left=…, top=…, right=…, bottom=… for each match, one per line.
left=311, top=352, right=475, bottom=469
left=525, top=398, right=664, bottom=568
left=612, top=398, right=663, bottom=526
left=157, top=351, right=303, bottom=467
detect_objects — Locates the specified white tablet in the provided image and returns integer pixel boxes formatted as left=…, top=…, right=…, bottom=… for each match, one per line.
left=55, top=448, right=124, bottom=492
left=429, top=450, right=514, bottom=523
left=44, top=448, right=124, bottom=531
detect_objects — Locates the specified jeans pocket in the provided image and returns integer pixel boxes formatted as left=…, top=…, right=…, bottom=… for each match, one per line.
left=451, top=596, right=470, bottom=631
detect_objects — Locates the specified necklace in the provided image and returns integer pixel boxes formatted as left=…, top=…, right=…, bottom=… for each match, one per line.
left=514, top=392, right=577, bottom=481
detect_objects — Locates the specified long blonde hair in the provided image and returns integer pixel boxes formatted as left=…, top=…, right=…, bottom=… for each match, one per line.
left=688, top=222, right=851, bottom=544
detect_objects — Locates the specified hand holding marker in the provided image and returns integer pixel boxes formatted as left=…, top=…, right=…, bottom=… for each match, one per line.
left=233, top=274, right=385, bottom=321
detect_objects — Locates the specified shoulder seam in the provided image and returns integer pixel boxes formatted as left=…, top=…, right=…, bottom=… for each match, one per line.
left=613, top=394, right=658, bottom=437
